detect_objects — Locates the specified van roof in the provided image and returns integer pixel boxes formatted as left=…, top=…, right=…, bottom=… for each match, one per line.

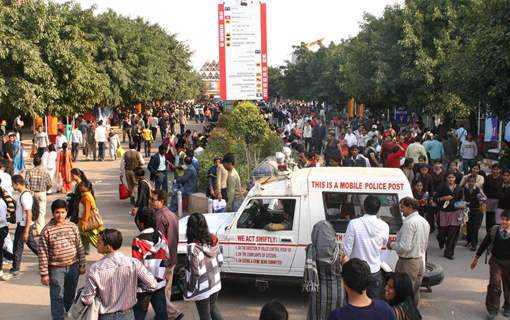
left=250, top=167, right=413, bottom=197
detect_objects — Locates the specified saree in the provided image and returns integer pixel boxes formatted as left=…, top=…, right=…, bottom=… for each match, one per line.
left=55, top=150, right=73, bottom=193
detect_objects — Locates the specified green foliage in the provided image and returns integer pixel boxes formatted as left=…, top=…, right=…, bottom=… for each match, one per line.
left=270, top=1, right=509, bottom=117
left=198, top=102, right=282, bottom=191
left=0, top=0, right=202, bottom=117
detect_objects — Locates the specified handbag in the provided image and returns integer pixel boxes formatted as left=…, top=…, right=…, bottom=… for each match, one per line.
left=83, top=207, right=104, bottom=231
left=65, top=288, right=100, bottom=320
left=117, top=145, right=125, bottom=158
left=119, top=183, right=129, bottom=200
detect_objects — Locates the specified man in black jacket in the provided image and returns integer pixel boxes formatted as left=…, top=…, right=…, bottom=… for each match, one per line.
left=148, top=145, right=168, bottom=192
left=471, top=210, right=510, bottom=319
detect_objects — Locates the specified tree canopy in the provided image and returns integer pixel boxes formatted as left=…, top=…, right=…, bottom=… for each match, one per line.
left=0, top=0, right=202, bottom=117
left=270, top=0, right=510, bottom=118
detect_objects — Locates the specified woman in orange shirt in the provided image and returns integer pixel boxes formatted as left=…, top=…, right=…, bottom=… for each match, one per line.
left=79, top=180, right=104, bottom=254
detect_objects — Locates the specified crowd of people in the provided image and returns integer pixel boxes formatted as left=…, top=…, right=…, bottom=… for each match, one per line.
left=0, top=100, right=509, bottom=320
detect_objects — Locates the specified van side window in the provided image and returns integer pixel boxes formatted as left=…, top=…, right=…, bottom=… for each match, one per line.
left=322, top=192, right=402, bottom=233
left=236, top=198, right=296, bottom=231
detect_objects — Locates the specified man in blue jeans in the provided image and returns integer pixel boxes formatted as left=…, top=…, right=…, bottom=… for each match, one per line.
left=38, top=199, right=86, bottom=320
left=148, top=145, right=169, bottom=192
left=342, top=196, right=390, bottom=299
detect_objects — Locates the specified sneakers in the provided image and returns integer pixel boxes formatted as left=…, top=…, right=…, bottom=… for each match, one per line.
left=1, top=270, right=22, bottom=281
left=487, top=312, right=498, bottom=320
left=503, top=309, right=510, bottom=318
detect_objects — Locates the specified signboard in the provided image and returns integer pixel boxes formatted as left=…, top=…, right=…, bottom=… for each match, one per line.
left=218, top=1, right=268, bottom=101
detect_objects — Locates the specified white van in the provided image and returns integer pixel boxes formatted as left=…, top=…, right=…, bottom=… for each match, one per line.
left=176, top=167, right=443, bottom=290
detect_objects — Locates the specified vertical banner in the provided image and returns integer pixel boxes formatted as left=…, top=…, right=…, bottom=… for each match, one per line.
left=219, top=1, right=267, bottom=101
left=218, top=3, right=227, bottom=100
left=484, top=113, right=499, bottom=142
left=260, top=2, right=268, bottom=101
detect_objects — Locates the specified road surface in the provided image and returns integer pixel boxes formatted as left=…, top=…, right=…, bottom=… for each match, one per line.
left=0, top=127, right=498, bottom=320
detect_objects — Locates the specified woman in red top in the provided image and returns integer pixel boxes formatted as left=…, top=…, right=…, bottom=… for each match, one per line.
left=385, top=145, right=405, bottom=168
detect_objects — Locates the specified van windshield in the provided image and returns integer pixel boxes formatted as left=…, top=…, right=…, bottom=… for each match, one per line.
left=322, top=192, right=402, bottom=234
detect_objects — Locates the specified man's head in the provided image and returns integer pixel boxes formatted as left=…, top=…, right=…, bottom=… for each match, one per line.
left=503, top=169, right=510, bottom=184
left=51, top=199, right=68, bottom=224
left=491, top=163, right=501, bottom=177
left=8, top=133, right=15, bottom=143
left=259, top=300, right=288, bottom=320
left=37, top=125, right=43, bottom=133
left=214, top=157, right=222, bottom=166
left=467, top=133, right=473, bottom=141
left=57, top=129, right=63, bottom=135
left=33, top=156, right=42, bottom=167
left=363, top=195, right=381, bottom=215
left=349, top=145, right=359, bottom=157
left=11, top=174, right=26, bottom=192
left=98, top=229, right=123, bottom=254
left=432, top=161, right=443, bottom=172
left=342, top=258, right=371, bottom=296
left=399, top=197, right=419, bottom=217
left=418, top=155, right=427, bottom=164
left=98, top=120, right=103, bottom=126
left=466, top=175, right=477, bottom=189
left=150, top=190, right=168, bottom=209
left=158, top=144, right=167, bottom=155
left=222, top=153, right=235, bottom=171
left=501, top=210, right=510, bottom=230
left=129, top=142, right=137, bottom=150
left=135, top=208, right=155, bottom=231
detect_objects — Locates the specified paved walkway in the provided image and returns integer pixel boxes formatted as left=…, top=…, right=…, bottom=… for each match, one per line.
left=0, top=124, right=499, bottom=319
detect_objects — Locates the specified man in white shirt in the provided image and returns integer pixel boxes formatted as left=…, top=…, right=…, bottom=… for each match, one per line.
left=343, top=195, right=389, bottom=299
left=345, top=126, right=358, bottom=148
left=70, top=126, right=83, bottom=162
left=0, top=161, right=13, bottom=195
left=55, top=129, right=68, bottom=151
left=2, top=175, right=38, bottom=280
left=95, top=120, right=107, bottom=161
left=34, top=125, right=49, bottom=158
left=388, top=197, right=430, bottom=306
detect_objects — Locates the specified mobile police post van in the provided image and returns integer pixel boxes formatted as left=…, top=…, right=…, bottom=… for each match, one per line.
left=176, top=167, right=443, bottom=291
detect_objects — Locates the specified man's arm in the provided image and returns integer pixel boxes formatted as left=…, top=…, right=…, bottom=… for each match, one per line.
left=135, top=258, right=158, bottom=291
left=75, top=226, right=86, bottom=272
left=37, top=229, right=49, bottom=278
left=80, top=271, right=98, bottom=305
left=342, top=222, right=355, bottom=257
left=390, top=221, right=414, bottom=254
left=138, top=152, right=145, bottom=166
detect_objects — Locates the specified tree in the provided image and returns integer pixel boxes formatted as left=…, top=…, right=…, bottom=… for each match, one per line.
left=0, top=0, right=202, bottom=117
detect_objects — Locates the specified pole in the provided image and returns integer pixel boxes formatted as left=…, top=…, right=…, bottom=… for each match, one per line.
left=177, top=190, right=183, bottom=217
left=498, top=120, right=503, bottom=151
left=477, top=101, right=481, bottom=136
left=208, top=198, right=213, bottom=213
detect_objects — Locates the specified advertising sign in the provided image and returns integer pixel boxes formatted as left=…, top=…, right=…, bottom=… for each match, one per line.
left=218, top=1, right=268, bottom=101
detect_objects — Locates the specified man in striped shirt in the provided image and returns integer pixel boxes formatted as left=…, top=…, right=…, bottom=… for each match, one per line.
left=80, top=228, right=158, bottom=319
left=38, top=199, right=86, bottom=320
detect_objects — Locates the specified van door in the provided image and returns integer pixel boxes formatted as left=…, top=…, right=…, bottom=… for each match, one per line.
left=225, top=197, right=301, bottom=275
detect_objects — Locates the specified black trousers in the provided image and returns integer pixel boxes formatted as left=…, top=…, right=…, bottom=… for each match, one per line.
left=12, top=224, right=38, bottom=272
left=467, top=208, right=483, bottom=247
left=438, top=225, right=460, bottom=258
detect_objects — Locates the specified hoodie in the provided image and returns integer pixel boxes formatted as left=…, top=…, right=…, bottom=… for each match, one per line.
left=184, top=234, right=224, bottom=301
left=132, top=228, right=169, bottom=291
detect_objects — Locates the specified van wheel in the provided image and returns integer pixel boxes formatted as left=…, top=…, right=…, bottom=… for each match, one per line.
left=421, top=262, right=444, bottom=292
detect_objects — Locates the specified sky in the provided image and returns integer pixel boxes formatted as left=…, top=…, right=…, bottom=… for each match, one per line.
left=54, top=0, right=404, bottom=69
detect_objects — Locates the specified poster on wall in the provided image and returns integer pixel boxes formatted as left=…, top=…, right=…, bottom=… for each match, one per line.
left=218, top=0, right=268, bottom=101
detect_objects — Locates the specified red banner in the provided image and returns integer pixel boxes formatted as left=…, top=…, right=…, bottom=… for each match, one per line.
left=260, top=3, right=268, bottom=101
left=218, top=4, right=227, bottom=101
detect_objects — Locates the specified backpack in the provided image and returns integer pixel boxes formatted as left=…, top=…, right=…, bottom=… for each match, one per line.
left=0, top=187, right=16, bottom=224
left=20, top=190, right=40, bottom=222
left=485, top=224, right=501, bottom=264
